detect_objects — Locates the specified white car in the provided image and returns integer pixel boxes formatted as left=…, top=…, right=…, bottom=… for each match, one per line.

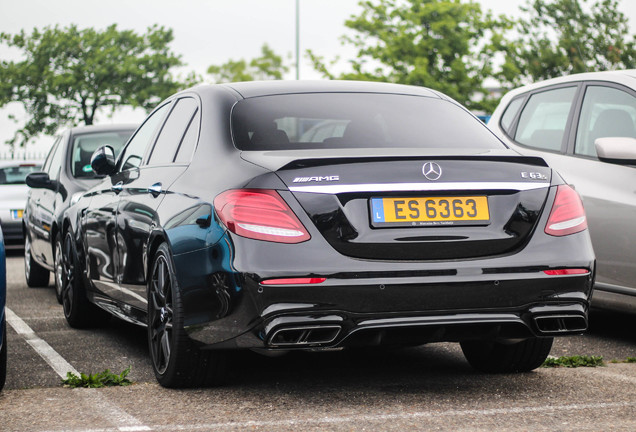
left=0, top=160, right=42, bottom=246
left=488, top=70, right=636, bottom=314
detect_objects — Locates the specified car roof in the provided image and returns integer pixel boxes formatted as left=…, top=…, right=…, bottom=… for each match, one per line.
left=67, top=123, right=138, bottom=135
left=215, top=80, right=443, bottom=99
left=503, top=70, right=636, bottom=99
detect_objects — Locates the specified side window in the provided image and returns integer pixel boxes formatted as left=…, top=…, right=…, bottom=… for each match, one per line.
left=174, top=112, right=200, bottom=163
left=148, top=97, right=198, bottom=165
left=500, top=97, right=524, bottom=135
left=118, top=102, right=171, bottom=171
left=514, top=87, right=577, bottom=152
left=575, top=86, right=636, bottom=157
left=42, top=136, right=62, bottom=174
left=46, top=136, right=65, bottom=180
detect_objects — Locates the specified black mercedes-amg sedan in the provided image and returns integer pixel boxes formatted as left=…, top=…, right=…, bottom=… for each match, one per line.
left=61, top=81, right=595, bottom=388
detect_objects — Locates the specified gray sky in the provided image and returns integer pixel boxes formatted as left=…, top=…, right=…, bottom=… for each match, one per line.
left=1, top=0, right=636, bottom=155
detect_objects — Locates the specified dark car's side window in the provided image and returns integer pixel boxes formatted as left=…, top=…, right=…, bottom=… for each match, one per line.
left=148, top=97, right=198, bottom=165
left=575, top=86, right=636, bottom=157
left=514, top=86, right=577, bottom=152
left=174, top=112, right=200, bottom=164
left=42, top=136, right=62, bottom=174
left=45, top=136, right=65, bottom=180
left=118, top=103, right=171, bottom=171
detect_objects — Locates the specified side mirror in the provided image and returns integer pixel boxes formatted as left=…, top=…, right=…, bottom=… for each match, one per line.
left=91, top=145, right=117, bottom=176
left=595, top=137, right=636, bottom=165
left=25, top=172, right=56, bottom=190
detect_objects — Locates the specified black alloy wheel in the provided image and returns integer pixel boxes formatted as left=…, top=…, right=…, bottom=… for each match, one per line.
left=24, top=234, right=49, bottom=287
left=460, top=336, right=554, bottom=373
left=61, top=231, right=108, bottom=328
left=53, top=234, right=64, bottom=304
left=148, top=243, right=228, bottom=388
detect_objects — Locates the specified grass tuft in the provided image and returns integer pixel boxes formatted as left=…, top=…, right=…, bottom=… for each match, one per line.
left=542, top=355, right=604, bottom=368
left=62, top=366, right=132, bottom=388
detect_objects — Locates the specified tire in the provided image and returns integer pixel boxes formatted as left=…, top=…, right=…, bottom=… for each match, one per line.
left=148, top=243, right=228, bottom=388
left=24, top=234, right=49, bottom=287
left=0, top=318, right=6, bottom=391
left=460, top=337, right=554, bottom=373
left=61, top=231, right=109, bottom=328
left=53, top=234, right=64, bottom=304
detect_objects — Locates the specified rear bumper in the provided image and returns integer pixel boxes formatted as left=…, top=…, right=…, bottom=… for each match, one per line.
left=173, top=213, right=595, bottom=350
left=183, top=262, right=593, bottom=349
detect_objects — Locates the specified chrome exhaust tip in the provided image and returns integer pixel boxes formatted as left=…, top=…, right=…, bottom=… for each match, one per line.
left=268, top=325, right=341, bottom=347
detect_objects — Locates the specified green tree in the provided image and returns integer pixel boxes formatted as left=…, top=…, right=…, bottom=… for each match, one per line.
left=308, top=0, right=510, bottom=112
left=501, top=0, right=636, bottom=86
left=207, top=43, right=289, bottom=83
left=0, top=24, right=185, bottom=148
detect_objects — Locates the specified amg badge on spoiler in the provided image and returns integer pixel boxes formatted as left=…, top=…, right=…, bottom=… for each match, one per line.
left=293, top=175, right=340, bottom=183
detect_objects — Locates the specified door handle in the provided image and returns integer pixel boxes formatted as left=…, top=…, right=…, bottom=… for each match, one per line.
left=148, top=182, right=162, bottom=197
left=112, top=181, right=123, bottom=194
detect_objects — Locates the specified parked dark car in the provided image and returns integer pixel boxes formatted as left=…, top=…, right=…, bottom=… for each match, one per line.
left=24, top=124, right=136, bottom=302
left=0, top=226, right=7, bottom=391
left=488, top=70, right=636, bottom=314
left=61, top=81, right=594, bottom=388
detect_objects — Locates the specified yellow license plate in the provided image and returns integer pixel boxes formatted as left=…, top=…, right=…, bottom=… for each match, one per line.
left=11, top=209, right=24, bottom=220
left=371, top=196, right=489, bottom=226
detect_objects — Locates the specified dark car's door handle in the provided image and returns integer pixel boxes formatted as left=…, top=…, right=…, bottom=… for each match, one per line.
left=112, top=181, right=123, bottom=194
left=148, top=182, right=162, bottom=197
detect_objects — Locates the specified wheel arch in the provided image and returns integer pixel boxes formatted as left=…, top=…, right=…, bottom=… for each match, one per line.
left=146, top=229, right=170, bottom=285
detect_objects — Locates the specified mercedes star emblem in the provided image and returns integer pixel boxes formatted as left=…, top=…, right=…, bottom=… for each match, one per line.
left=422, top=162, right=442, bottom=181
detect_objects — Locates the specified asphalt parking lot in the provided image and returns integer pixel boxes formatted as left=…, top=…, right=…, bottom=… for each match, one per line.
left=1, top=250, right=635, bottom=432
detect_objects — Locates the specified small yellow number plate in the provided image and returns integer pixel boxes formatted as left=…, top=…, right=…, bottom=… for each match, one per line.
left=371, top=196, right=490, bottom=226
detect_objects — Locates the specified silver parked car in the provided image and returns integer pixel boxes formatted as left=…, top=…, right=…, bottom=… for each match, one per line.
left=488, top=70, right=636, bottom=314
left=0, top=160, right=42, bottom=247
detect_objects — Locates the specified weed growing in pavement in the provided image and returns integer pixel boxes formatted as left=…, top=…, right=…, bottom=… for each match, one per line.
left=62, top=366, right=132, bottom=388
left=541, top=355, right=604, bottom=368
left=609, top=357, right=636, bottom=364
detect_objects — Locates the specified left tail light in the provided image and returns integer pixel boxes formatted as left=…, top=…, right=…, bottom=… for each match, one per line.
left=544, top=185, right=588, bottom=236
left=213, top=189, right=310, bottom=243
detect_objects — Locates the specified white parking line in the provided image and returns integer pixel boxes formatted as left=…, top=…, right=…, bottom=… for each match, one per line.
left=40, top=400, right=636, bottom=432
left=6, top=307, right=79, bottom=378
left=6, top=307, right=151, bottom=432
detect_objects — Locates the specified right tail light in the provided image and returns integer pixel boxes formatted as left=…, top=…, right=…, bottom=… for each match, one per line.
left=544, top=185, right=588, bottom=236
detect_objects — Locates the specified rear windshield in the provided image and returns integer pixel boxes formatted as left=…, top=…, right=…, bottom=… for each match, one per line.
left=0, top=164, right=41, bottom=185
left=71, top=130, right=134, bottom=178
left=231, top=93, right=504, bottom=151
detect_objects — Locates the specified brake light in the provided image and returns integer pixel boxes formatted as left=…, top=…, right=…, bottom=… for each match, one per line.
left=213, top=189, right=310, bottom=243
left=261, top=277, right=326, bottom=285
left=543, top=269, right=589, bottom=276
left=545, top=185, right=587, bottom=236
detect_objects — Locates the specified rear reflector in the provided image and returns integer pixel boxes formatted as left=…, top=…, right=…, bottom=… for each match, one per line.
left=261, top=278, right=326, bottom=285
left=545, top=185, right=588, bottom=236
left=214, top=189, right=310, bottom=243
left=543, top=269, right=589, bottom=276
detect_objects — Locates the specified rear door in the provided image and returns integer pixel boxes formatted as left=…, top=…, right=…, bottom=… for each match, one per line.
left=113, top=96, right=199, bottom=310
left=493, top=80, right=636, bottom=290
left=84, top=102, right=172, bottom=297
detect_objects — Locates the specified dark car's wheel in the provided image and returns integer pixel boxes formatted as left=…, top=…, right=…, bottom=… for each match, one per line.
left=0, top=318, right=6, bottom=391
left=53, top=234, right=64, bottom=304
left=24, top=234, right=49, bottom=287
left=148, top=243, right=228, bottom=388
left=460, top=337, right=553, bottom=373
left=61, top=231, right=109, bottom=328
